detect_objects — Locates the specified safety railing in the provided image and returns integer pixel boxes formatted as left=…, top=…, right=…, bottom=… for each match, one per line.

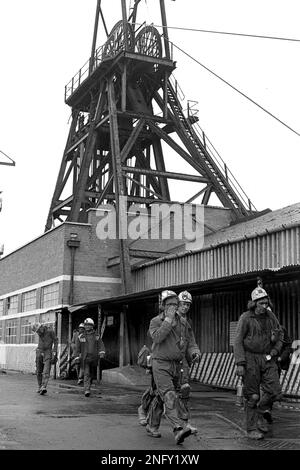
left=167, top=76, right=256, bottom=212
left=192, top=119, right=257, bottom=211
left=65, top=23, right=174, bottom=102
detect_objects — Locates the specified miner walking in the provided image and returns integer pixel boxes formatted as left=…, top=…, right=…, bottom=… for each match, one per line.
left=31, top=322, right=58, bottom=395
left=234, top=287, right=283, bottom=440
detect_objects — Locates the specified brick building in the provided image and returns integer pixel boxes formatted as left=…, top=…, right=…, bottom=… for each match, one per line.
left=1, top=201, right=300, bottom=397
left=0, top=203, right=232, bottom=374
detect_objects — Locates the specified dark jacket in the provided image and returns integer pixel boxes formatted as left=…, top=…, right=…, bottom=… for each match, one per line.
left=149, top=312, right=200, bottom=362
left=75, top=329, right=105, bottom=363
left=234, top=309, right=283, bottom=365
left=37, top=326, right=58, bottom=353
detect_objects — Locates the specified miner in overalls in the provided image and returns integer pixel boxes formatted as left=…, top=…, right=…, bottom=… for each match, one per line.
left=176, top=290, right=199, bottom=435
left=75, top=317, right=105, bottom=397
left=148, top=290, right=200, bottom=445
left=32, top=322, right=58, bottom=395
left=234, top=287, right=283, bottom=440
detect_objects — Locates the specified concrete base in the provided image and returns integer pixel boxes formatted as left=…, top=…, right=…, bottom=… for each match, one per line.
left=101, top=365, right=150, bottom=387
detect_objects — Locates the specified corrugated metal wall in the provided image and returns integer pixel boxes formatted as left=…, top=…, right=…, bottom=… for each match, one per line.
left=265, top=279, right=300, bottom=342
left=188, top=279, right=300, bottom=353
left=133, top=226, right=300, bottom=292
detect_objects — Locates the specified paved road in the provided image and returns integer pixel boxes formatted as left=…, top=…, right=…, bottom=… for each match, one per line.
left=0, top=371, right=300, bottom=451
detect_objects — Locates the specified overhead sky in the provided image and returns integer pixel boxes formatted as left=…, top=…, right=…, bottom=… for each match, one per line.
left=0, top=0, right=299, bottom=256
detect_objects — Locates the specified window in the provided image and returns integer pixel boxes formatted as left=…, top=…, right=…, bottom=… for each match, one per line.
left=0, top=299, right=4, bottom=316
left=7, top=295, right=19, bottom=315
left=22, top=290, right=37, bottom=312
left=0, top=321, right=3, bottom=342
left=41, top=283, right=59, bottom=309
left=5, top=319, right=18, bottom=344
left=40, top=311, right=56, bottom=331
left=20, top=316, right=37, bottom=344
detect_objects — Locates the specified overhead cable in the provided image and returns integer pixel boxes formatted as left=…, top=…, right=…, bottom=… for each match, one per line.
left=168, top=39, right=300, bottom=138
left=134, top=23, right=300, bottom=43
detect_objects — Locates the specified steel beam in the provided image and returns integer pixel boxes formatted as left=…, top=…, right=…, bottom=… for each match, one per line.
left=69, top=85, right=106, bottom=221
left=122, top=166, right=208, bottom=183
left=45, top=110, right=79, bottom=231
left=108, top=79, right=132, bottom=293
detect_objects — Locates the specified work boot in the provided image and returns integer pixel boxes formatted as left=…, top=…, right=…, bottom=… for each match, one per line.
left=246, top=430, right=264, bottom=440
left=85, top=390, right=91, bottom=397
left=263, top=410, right=273, bottom=424
left=174, top=426, right=192, bottom=445
left=257, top=417, right=268, bottom=433
left=40, top=386, right=47, bottom=395
left=138, top=405, right=148, bottom=426
left=77, top=379, right=83, bottom=385
left=186, top=422, right=198, bottom=435
left=145, top=424, right=161, bottom=438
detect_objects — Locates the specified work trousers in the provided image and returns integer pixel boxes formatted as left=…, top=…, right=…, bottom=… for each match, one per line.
left=36, top=349, right=52, bottom=388
left=76, top=364, right=84, bottom=380
left=151, top=358, right=189, bottom=430
left=243, top=352, right=282, bottom=432
left=83, top=358, right=97, bottom=392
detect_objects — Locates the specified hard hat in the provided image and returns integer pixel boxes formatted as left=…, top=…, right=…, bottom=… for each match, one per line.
left=161, top=290, right=177, bottom=303
left=31, top=322, right=42, bottom=333
left=79, top=323, right=85, bottom=328
left=178, top=291, right=192, bottom=303
left=251, top=287, right=268, bottom=302
left=84, top=318, right=94, bottom=326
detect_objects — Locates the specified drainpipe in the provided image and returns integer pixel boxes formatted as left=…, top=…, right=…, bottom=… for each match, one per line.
left=66, top=233, right=81, bottom=377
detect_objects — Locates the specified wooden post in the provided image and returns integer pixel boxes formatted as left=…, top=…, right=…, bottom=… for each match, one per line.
left=55, top=310, right=62, bottom=379
left=123, top=305, right=130, bottom=364
left=119, top=311, right=125, bottom=367
left=97, top=304, right=102, bottom=382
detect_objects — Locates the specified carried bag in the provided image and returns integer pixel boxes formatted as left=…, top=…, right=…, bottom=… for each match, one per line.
left=137, top=345, right=151, bottom=368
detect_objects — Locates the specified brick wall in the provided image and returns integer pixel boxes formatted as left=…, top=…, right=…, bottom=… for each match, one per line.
left=0, top=225, right=66, bottom=295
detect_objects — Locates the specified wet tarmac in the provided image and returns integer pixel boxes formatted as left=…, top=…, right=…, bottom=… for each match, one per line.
left=0, top=371, right=300, bottom=451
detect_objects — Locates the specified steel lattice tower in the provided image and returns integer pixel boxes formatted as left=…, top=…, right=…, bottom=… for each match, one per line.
left=45, top=0, right=256, bottom=293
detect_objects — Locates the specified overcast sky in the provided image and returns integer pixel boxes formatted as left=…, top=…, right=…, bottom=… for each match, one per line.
left=0, top=0, right=300, bottom=256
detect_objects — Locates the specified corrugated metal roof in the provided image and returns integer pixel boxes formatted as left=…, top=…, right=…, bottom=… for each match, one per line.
left=71, top=264, right=300, bottom=309
left=133, top=201, right=300, bottom=270
left=203, top=201, right=300, bottom=248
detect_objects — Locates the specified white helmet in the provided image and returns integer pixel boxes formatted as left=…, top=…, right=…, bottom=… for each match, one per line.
left=251, top=287, right=268, bottom=302
left=178, top=291, right=192, bottom=303
left=31, top=322, right=42, bottom=333
left=161, top=290, right=177, bottom=303
left=84, top=318, right=94, bottom=326
left=79, top=323, right=85, bottom=328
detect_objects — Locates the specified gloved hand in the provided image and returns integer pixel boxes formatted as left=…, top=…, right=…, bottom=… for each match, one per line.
left=236, top=365, right=245, bottom=377
left=99, top=351, right=105, bottom=359
left=74, top=356, right=81, bottom=364
left=191, top=353, right=200, bottom=363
